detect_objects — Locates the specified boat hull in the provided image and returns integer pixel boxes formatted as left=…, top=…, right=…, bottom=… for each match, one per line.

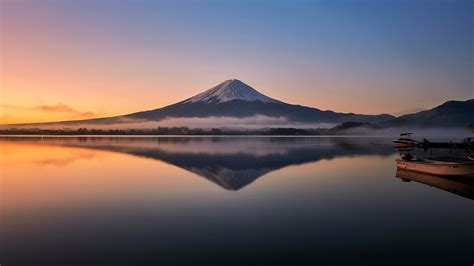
left=396, top=159, right=474, bottom=177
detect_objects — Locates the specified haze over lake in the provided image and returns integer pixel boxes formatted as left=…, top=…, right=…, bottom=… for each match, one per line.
left=1, top=136, right=472, bottom=265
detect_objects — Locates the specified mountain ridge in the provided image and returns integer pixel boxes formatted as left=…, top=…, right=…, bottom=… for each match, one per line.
left=381, top=99, right=474, bottom=128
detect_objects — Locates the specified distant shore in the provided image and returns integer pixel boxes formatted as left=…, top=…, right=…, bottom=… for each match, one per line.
left=0, top=127, right=339, bottom=136
left=1, top=122, right=472, bottom=137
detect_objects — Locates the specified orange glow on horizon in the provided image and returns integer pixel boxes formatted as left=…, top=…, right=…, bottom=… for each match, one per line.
left=0, top=141, right=219, bottom=213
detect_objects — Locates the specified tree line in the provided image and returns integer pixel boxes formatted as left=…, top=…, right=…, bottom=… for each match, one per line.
left=0, top=126, right=332, bottom=135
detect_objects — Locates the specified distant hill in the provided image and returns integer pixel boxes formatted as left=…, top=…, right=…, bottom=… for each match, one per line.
left=330, top=121, right=381, bottom=132
left=381, top=99, right=474, bottom=128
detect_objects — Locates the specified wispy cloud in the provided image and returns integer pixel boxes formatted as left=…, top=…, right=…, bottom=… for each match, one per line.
left=33, top=103, right=96, bottom=118
left=0, top=103, right=97, bottom=119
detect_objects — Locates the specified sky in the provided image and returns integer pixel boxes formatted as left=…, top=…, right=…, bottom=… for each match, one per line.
left=1, top=0, right=473, bottom=124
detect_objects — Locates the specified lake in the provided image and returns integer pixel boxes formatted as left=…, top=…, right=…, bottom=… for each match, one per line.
left=1, top=136, right=472, bottom=265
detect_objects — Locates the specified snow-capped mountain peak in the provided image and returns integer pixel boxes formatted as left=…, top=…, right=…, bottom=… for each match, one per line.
left=183, top=79, right=280, bottom=104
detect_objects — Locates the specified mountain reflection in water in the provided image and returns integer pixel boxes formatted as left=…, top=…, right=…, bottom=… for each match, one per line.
left=2, top=136, right=394, bottom=190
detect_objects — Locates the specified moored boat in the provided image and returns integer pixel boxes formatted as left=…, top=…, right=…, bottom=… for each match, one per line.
left=396, top=157, right=474, bottom=177
left=393, top=133, right=420, bottom=148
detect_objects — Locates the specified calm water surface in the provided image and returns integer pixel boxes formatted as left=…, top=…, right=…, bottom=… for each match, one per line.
left=1, top=136, right=472, bottom=265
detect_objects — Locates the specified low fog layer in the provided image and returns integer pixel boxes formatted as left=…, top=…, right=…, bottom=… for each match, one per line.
left=1, top=114, right=472, bottom=140
left=158, top=115, right=337, bottom=129
left=0, top=115, right=336, bottom=130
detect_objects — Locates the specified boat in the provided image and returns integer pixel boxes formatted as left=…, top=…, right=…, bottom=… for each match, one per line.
left=396, top=168, right=474, bottom=199
left=393, top=133, right=420, bottom=148
left=394, top=135, right=473, bottom=149
left=396, top=156, right=474, bottom=177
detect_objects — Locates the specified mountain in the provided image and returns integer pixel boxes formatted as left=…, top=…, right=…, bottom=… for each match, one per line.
left=381, top=99, right=474, bottom=128
left=126, top=79, right=393, bottom=124
left=3, top=79, right=395, bottom=128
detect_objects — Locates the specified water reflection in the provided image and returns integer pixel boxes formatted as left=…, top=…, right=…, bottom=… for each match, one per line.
left=1, top=136, right=394, bottom=190
left=2, top=137, right=473, bottom=265
left=396, top=168, right=474, bottom=200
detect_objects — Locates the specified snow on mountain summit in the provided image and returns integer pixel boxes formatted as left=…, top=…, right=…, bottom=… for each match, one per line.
left=184, top=79, right=280, bottom=104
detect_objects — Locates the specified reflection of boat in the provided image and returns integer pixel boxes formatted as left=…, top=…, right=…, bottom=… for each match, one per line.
left=396, top=157, right=474, bottom=177
left=396, top=168, right=474, bottom=199
left=393, top=133, right=419, bottom=148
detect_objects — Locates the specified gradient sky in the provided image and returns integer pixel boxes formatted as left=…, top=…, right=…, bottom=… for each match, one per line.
left=1, top=0, right=473, bottom=124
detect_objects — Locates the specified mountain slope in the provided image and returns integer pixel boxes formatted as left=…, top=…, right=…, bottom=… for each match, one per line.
left=382, top=99, right=474, bottom=127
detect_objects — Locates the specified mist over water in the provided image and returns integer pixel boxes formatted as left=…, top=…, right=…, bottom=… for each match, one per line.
left=0, top=115, right=338, bottom=130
